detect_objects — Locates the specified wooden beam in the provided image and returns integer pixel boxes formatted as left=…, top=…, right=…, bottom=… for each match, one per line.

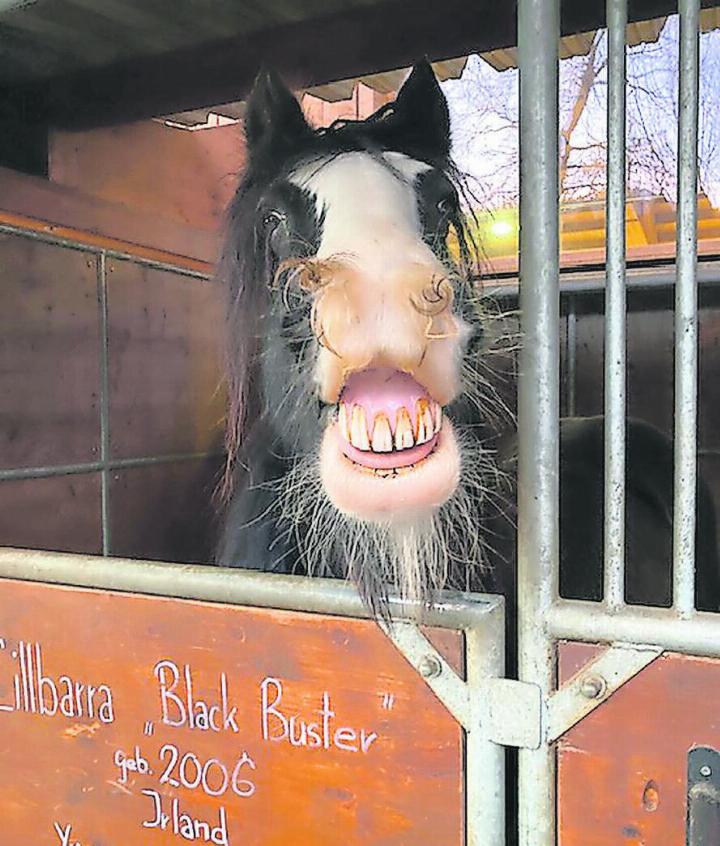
left=0, top=165, right=217, bottom=264
left=0, top=0, right=704, bottom=130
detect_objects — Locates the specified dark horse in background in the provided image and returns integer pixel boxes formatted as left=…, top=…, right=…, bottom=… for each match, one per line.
left=215, top=61, right=720, bottom=643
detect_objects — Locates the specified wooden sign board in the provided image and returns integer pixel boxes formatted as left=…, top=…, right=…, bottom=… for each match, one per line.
left=0, top=578, right=464, bottom=845
left=558, top=642, right=720, bottom=844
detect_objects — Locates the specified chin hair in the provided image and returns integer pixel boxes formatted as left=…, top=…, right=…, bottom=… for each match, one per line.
left=276, top=427, right=510, bottom=620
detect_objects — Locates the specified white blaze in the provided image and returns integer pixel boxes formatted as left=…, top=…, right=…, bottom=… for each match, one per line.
left=290, top=151, right=434, bottom=276
left=290, top=151, right=468, bottom=405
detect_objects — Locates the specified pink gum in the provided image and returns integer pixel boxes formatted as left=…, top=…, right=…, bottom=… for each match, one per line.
left=340, top=367, right=432, bottom=432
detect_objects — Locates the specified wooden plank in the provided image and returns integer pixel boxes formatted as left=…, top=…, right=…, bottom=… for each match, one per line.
left=61, top=0, right=172, bottom=53
left=0, top=22, right=71, bottom=81
left=0, top=166, right=217, bottom=268
left=483, top=237, right=720, bottom=275
left=0, top=578, right=464, bottom=844
left=0, top=235, right=102, bottom=470
left=558, top=643, right=720, bottom=844
left=62, top=0, right=183, bottom=48
left=0, top=210, right=213, bottom=273
left=0, top=2, right=114, bottom=65
left=632, top=199, right=661, bottom=245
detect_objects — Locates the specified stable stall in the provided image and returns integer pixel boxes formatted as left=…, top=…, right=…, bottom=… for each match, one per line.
left=1, top=0, right=719, bottom=843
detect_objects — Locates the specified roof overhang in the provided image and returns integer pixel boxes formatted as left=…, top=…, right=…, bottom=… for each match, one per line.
left=1, top=0, right=717, bottom=129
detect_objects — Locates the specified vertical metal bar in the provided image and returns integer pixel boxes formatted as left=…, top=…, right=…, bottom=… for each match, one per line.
left=466, top=602, right=505, bottom=845
left=604, top=0, right=628, bottom=610
left=97, top=252, right=112, bottom=556
left=517, top=0, right=560, bottom=841
left=566, top=298, right=577, bottom=417
left=674, top=0, right=701, bottom=617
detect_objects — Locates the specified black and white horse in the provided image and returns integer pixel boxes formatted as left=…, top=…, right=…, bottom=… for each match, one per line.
left=215, top=61, right=720, bottom=626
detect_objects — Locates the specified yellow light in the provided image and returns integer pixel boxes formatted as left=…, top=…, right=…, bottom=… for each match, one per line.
left=489, top=220, right=514, bottom=238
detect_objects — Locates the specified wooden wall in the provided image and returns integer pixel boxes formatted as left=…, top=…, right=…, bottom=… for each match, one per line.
left=2, top=248, right=719, bottom=565
left=49, top=119, right=245, bottom=232
left=0, top=228, right=225, bottom=564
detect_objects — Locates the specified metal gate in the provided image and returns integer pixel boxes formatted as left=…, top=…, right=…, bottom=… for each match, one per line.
left=0, top=0, right=717, bottom=843
left=515, top=0, right=720, bottom=843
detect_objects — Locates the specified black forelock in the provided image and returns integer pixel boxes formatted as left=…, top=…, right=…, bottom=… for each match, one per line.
left=244, top=101, right=452, bottom=189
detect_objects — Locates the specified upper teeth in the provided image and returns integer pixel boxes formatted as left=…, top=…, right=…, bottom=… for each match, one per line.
left=338, top=400, right=443, bottom=452
left=395, top=407, right=414, bottom=450
left=371, top=413, right=393, bottom=452
left=350, top=404, right=370, bottom=451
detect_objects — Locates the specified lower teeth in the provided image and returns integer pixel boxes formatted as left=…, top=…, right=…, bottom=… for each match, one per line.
left=347, top=461, right=419, bottom=477
left=348, top=450, right=438, bottom=477
left=341, top=429, right=441, bottom=477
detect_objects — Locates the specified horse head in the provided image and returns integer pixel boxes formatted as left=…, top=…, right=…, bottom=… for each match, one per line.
left=218, top=62, right=508, bottom=614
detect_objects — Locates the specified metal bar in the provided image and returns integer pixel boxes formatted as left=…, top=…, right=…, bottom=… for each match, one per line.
left=0, top=223, right=211, bottom=281
left=547, top=643, right=660, bottom=741
left=548, top=599, right=720, bottom=658
left=0, top=547, right=501, bottom=630
left=0, top=451, right=224, bottom=482
left=466, top=599, right=506, bottom=845
left=109, top=451, right=224, bottom=469
left=603, top=0, right=628, bottom=610
left=566, top=299, right=577, bottom=416
left=383, top=623, right=471, bottom=726
left=687, top=747, right=720, bottom=846
left=0, top=462, right=108, bottom=481
left=98, top=252, right=112, bottom=556
left=673, top=0, right=701, bottom=617
left=482, top=259, right=720, bottom=298
left=385, top=607, right=509, bottom=841
left=517, top=0, right=560, bottom=840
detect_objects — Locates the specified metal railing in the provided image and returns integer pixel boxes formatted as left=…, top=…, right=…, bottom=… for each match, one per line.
left=673, top=0, right=702, bottom=617
left=517, top=0, right=560, bottom=840
left=516, top=0, right=716, bottom=843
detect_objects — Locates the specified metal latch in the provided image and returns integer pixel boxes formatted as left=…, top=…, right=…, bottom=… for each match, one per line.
left=384, top=621, right=543, bottom=748
left=687, top=747, right=720, bottom=845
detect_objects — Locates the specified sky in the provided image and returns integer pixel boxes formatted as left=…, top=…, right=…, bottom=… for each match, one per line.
left=441, top=15, right=720, bottom=212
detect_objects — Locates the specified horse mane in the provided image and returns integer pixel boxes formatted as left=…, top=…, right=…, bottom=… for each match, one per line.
left=217, top=95, right=480, bottom=501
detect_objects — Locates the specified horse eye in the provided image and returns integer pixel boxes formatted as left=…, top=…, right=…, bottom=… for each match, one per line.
left=263, top=210, right=286, bottom=229
left=437, top=196, right=455, bottom=216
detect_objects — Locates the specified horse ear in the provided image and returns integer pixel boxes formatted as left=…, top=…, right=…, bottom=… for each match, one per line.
left=244, top=68, right=312, bottom=163
left=390, top=60, right=451, bottom=161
